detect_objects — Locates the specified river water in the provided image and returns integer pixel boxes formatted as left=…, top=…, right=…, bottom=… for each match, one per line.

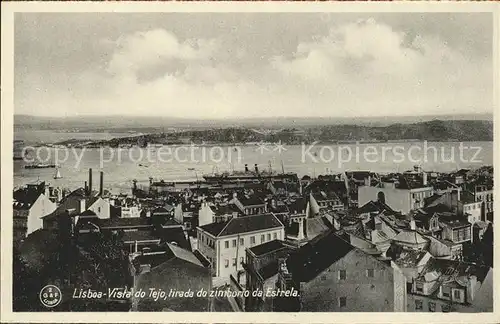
left=14, top=140, right=493, bottom=194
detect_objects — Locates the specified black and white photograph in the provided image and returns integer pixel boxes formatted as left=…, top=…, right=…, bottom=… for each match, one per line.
left=1, top=2, right=498, bottom=322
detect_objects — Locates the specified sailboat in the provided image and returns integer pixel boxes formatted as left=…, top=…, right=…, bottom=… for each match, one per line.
left=53, top=167, right=62, bottom=179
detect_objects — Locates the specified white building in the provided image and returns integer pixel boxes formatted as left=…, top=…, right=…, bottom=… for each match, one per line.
left=358, top=181, right=433, bottom=215
left=197, top=214, right=284, bottom=279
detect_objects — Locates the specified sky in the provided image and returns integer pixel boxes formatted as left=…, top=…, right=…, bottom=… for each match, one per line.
left=14, top=12, right=493, bottom=119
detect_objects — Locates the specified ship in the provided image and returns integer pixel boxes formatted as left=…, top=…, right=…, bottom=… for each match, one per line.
left=54, top=167, right=62, bottom=179
left=25, top=163, right=57, bottom=169
left=202, top=163, right=298, bottom=183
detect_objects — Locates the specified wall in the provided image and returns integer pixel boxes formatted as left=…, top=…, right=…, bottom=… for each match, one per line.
left=198, top=203, right=215, bottom=227
left=13, top=210, right=29, bottom=242
left=299, top=249, right=398, bottom=312
left=216, top=228, right=285, bottom=279
left=134, top=257, right=212, bottom=311
left=88, top=198, right=110, bottom=219
left=407, top=293, right=477, bottom=313
left=391, top=262, right=407, bottom=312
left=174, top=204, right=183, bottom=224
left=358, top=186, right=411, bottom=214
left=196, top=230, right=217, bottom=275
left=27, top=194, right=57, bottom=236
left=463, top=202, right=481, bottom=225
left=121, top=206, right=141, bottom=218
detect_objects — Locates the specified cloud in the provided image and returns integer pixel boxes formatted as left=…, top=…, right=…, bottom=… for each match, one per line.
left=269, top=18, right=492, bottom=116
left=15, top=19, right=492, bottom=118
left=105, top=29, right=219, bottom=76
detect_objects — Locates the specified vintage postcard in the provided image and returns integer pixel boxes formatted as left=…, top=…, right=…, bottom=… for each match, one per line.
left=1, top=1, right=499, bottom=323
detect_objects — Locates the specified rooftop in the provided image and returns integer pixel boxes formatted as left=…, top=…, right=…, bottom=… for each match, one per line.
left=417, top=258, right=490, bottom=285
left=287, top=231, right=355, bottom=282
left=199, top=213, right=283, bottom=237
left=249, top=239, right=291, bottom=256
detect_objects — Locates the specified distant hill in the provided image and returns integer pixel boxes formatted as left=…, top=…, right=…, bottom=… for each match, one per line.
left=13, top=113, right=494, bottom=133
left=47, top=119, right=493, bottom=147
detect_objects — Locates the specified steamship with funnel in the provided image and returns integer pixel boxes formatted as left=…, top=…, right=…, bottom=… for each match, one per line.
left=202, top=163, right=298, bottom=183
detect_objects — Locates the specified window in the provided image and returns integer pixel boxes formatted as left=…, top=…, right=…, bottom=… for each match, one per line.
left=98, top=207, right=101, bottom=213
left=339, top=270, right=346, bottom=280
left=428, top=302, right=436, bottom=312
left=338, top=297, right=346, bottom=308
left=415, top=300, right=423, bottom=310
left=321, top=275, right=327, bottom=281
left=441, top=286, right=450, bottom=298
left=366, top=269, right=374, bottom=278
left=232, top=239, right=237, bottom=247
left=239, top=238, right=244, bottom=246
left=225, top=241, right=229, bottom=249
left=453, top=289, right=462, bottom=301
left=224, top=259, right=229, bottom=268
left=250, top=236, right=255, bottom=244
left=273, top=233, right=277, bottom=240
left=415, top=283, right=423, bottom=293
left=261, top=234, right=265, bottom=243
left=240, top=257, right=244, bottom=264
left=267, top=233, right=271, bottom=241
left=232, top=258, right=237, bottom=267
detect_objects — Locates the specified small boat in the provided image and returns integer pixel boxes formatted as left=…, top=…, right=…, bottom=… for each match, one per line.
left=54, top=168, right=62, bottom=179
left=187, top=168, right=196, bottom=171
left=25, top=163, right=56, bottom=169
left=13, top=156, right=23, bottom=161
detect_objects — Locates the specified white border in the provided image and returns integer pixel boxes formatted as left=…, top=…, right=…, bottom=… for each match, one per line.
left=1, top=2, right=499, bottom=323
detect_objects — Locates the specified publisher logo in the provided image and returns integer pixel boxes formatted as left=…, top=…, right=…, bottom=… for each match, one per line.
left=39, top=285, right=62, bottom=308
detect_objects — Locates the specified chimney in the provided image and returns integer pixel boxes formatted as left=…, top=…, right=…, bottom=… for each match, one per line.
left=88, top=168, right=93, bottom=196
left=84, top=181, right=88, bottom=193
left=79, top=199, right=86, bottom=213
left=244, top=164, right=249, bottom=172
left=423, top=172, right=428, bottom=186
left=365, top=175, right=371, bottom=187
left=410, top=217, right=416, bottom=231
left=99, top=171, right=104, bottom=196
left=254, top=164, right=259, bottom=173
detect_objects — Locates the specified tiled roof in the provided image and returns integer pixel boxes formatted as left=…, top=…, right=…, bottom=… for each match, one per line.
left=80, top=209, right=97, bottom=217
left=122, top=230, right=160, bottom=243
left=99, top=217, right=152, bottom=229
left=238, top=195, right=265, bottom=206
left=393, top=230, right=428, bottom=245
left=213, top=203, right=240, bottom=216
left=395, top=249, right=429, bottom=268
left=199, top=214, right=283, bottom=237
left=13, top=184, right=45, bottom=210
left=167, top=243, right=203, bottom=267
left=311, top=191, right=340, bottom=202
left=440, top=219, right=471, bottom=228
left=305, top=218, right=330, bottom=239
left=159, top=227, right=191, bottom=251
left=287, top=231, right=354, bottom=282
left=249, top=239, right=290, bottom=256
left=417, top=258, right=490, bottom=284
